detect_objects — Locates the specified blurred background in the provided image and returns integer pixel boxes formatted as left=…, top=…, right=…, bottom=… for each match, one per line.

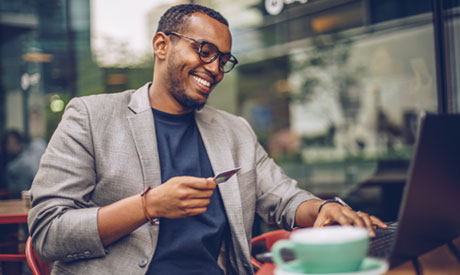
left=1, top=0, right=459, bottom=231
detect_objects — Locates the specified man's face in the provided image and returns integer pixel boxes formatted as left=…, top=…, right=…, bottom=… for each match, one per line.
left=165, top=13, right=232, bottom=110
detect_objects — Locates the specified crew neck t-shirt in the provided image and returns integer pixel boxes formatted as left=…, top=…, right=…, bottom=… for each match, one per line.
left=146, top=108, right=228, bottom=275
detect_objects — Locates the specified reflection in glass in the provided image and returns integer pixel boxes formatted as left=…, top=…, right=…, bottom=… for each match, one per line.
left=223, top=0, right=438, bottom=221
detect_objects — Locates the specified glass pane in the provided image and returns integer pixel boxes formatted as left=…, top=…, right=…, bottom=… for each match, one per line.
left=210, top=0, right=438, bottom=221
left=0, top=0, right=441, bottom=225
left=0, top=0, right=153, bottom=197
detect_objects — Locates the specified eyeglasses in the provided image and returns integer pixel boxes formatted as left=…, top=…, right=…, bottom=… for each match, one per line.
left=165, top=32, right=238, bottom=73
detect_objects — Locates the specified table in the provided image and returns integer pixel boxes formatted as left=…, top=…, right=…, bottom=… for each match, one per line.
left=0, top=199, right=29, bottom=274
left=0, top=199, right=29, bottom=224
left=386, top=237, right=460, bottom=274
left=255, top=237, right=460, bottom=275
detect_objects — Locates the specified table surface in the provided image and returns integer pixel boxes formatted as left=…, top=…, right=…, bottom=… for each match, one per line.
left=0, top=199, right=29, bottom=224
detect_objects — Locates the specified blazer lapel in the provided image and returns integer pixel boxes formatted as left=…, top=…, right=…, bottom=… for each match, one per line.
left=127, top=83, right=162, bottom=189
left=125, top=83, right=162, bottom=249
left=195, top=108, right=251, bottom=263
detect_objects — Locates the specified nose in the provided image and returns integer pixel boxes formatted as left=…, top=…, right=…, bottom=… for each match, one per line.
left=203, top=57, right=222, bottom=77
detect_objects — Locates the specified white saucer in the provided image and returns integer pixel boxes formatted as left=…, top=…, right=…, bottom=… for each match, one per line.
left=274, top=257, right=389, bottom=275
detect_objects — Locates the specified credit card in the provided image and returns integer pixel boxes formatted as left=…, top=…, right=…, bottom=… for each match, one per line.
left=213, top=167, right=241, bottom=184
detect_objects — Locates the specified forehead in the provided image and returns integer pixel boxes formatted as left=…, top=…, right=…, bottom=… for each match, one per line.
left=183, top=12, right=232, bottom=53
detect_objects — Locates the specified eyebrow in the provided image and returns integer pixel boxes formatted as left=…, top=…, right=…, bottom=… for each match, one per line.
left=195, top=37, right=231, bottom=55
left=167, top=31, right=232, bottom=55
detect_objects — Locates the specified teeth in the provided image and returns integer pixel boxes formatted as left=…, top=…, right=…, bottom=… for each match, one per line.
left=193, top=76, right=211, bottom=87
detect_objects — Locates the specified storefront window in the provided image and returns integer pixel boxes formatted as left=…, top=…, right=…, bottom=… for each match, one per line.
left=207, top=0, right=439, bottom=220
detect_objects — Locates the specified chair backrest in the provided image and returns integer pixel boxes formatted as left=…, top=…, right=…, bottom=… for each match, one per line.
left=25, top=237, right=51, bottom=275
left=251, top=229, right=292, bottom=271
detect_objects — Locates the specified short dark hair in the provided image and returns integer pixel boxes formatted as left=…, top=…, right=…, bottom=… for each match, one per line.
left=157, top=4, right=228, bottom=34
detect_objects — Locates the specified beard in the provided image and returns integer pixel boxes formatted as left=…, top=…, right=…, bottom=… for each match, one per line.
left=166, top=54, right=208, bottom=111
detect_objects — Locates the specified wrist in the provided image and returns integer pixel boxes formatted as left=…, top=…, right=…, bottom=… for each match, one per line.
left=295, top=199, right=323, bottom=227
left=318, top=197, right=349, bottom=214
left=140, top=186, right=159, bottom=225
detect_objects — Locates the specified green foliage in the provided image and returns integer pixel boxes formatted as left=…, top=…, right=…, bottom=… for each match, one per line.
left=291, top=33, right=365, bottom=108
left=44, top=93, right=69, bottom=141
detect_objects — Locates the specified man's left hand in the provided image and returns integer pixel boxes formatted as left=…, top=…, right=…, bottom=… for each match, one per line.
left=313, top=203, right=387, bottom=237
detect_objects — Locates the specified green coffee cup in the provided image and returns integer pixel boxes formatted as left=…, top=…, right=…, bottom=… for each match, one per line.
left=272, top=226, right=369, bottom=274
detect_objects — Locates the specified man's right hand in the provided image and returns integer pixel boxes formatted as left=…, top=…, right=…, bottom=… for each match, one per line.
left=146, top=176, right=216, bottom=219
left=97, top=176, right=216, bottom=246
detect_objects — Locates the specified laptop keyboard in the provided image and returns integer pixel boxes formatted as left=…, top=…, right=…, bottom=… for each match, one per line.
left=368, top=221, right=398, bottom=258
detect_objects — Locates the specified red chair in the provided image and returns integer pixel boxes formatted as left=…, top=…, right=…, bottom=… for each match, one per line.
left=25, top=236, right=51, bottom=275
left=0, top=253, right=26, bottom=274
left=0, top=228, right=26, bottom=274
left=251, top=229, right=292, bottom=271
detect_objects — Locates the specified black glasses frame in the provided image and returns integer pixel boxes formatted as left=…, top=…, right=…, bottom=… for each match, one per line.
left=165, top=31, right=238, bottom=73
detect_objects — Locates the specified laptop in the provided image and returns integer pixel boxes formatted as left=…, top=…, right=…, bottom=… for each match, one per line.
left=368, top=113, right=460, bottom=267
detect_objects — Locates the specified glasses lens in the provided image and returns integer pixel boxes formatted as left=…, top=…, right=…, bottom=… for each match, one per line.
left=199, top=42, right=218, bottom=63
left=199, top=41, right=237, bottom=73
left=222, top=56, right=237, bottom=73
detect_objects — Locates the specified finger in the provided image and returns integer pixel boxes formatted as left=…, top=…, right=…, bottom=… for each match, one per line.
left=313, top=214, right=329, bottom=227
left=207, top=177, right=216, bottom=185
left=185, top=198, right=211, bottom=208
left=179, top=177, right=216, bottom=190
left=206, top=178, right=218, bottom=188
left=370, top=216, right=388, bottom=229
left=343, top=210, right=364, bottom=228
left=331, top=212, right=352, bottom=229
left=314, top=217, right=333, bottom=227
left=334, top=214, right=353, bottom=226
left=178, top=199, right=211, bottom=212
left=182, top=189, right=214, bottom=199
left=185, top=207, right=208, bottom=216
left=358, top=212, right=373, bottom=230
left=322, top=217, right=335, bottom=226
left=357, top=212, right=376, bottom=237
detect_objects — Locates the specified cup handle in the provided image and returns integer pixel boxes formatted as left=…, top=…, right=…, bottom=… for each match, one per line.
left=272, top=240, right=301, bottom=271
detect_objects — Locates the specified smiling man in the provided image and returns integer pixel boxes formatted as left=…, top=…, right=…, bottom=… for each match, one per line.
left=28, top=4, right=386, bottom=275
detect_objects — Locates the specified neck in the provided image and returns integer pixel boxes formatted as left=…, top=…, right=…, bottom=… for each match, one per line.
left=148, top=78, right=192, bottom=115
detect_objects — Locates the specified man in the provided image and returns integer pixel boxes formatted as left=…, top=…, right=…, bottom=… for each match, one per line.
left=28, top=4, right=386, bottom=275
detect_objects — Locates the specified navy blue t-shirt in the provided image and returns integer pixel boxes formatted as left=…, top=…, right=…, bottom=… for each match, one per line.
left=147, top=108, right=228, bottom=275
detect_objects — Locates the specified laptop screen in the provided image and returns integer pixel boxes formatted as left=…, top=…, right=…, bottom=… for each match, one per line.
left=391, top=113, right=460, bottom=264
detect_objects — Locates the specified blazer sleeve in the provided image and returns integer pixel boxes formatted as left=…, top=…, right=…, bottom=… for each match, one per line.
left=28, top=97, right=106, bottom=262
left=238, top=117, right=320, bottom=230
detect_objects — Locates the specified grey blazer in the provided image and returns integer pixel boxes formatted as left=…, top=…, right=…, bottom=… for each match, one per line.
left=28, top=83, right=317, bottom=275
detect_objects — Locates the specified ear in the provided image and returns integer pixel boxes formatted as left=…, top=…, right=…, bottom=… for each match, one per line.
left=153, top=32, right=169, bottom=60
